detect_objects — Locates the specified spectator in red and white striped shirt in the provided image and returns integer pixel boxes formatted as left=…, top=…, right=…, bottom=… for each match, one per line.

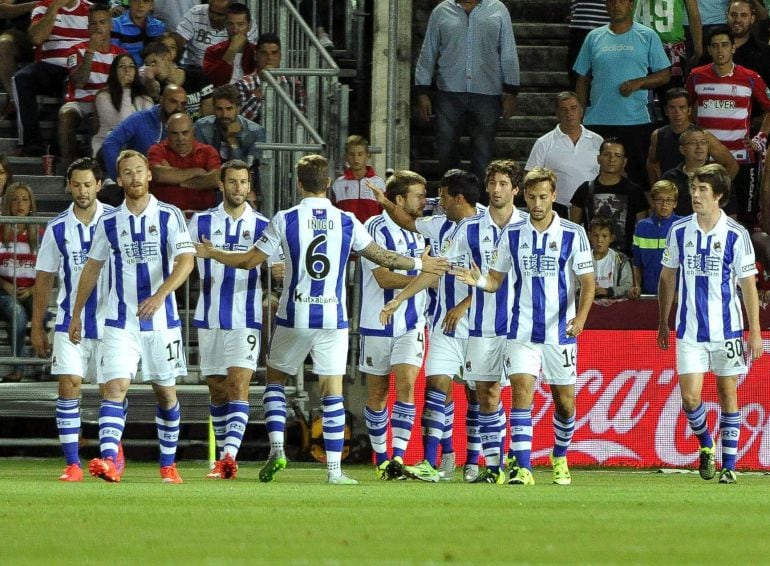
left=59, top=4, right=126, bottom=159
left=12, top=0, right=92, bottom=156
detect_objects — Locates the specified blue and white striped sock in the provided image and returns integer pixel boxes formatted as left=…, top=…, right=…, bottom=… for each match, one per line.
left=322, top=395, right=346, bottom=476
left=421, top=389, right=446, bottom=468
left=263, top=384, right=286, bottom=454
left=98, top=400, right=125, bottom=461
left=465, top=402, right=480, bottom=465
left=56, top=397, right=81, bottom=466
left=156, top=402, right=180, bottom=468
left=479, top=411, right=501, bottom=472
left=684, top=403, right=714, bottom=449
left=552, top=412, right=575, bottom=458
left=509, top=408, right=533, bottom=469
left=392, top=401, right=416, bottom=459
left=364, top=406, right=389, bottom=465
left=441, top=401, right=455, bottom=454
left=720, top=411, right=741, bottom=471
left=223, top=400, right=249, bottom=459
left=497, top=401, right=507, bottom=462
left=209, top=402, right=227, bottom=459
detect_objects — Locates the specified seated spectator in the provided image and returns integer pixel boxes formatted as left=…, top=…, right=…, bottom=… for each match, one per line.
left=151, top=0, right=198, bottom=33
left=101, top=83, right=186, bottom=180
left=159, top=31, right=181, bottom=63
left=148, top=112, right=221, bottom=213
left=203, top=2, right=255, bottom=86
left=0, top=154, right=15, bottom=209
left=92, top=53, right=153, bottom=156
left=193, top=84, right=265, bottom=198
left=12, top=0, right=92, bottom=156
left=0, top=183, right=40, bottom=382
left=111, top=0, right=166, bottom=65
left=0, top=2, right=36, bottom=117
left=59, top=4, right=126, bottom=160
left=570, top=138, right=648, bottom=255
left=233, top=32, right=305, bottom=123
left=630, top=180, right=681, bottom=297
left=142, top=41, right=212, bottom=119
left=330, top=135, right=384, bottom=223
left=589, top=215, right=633, bottom=301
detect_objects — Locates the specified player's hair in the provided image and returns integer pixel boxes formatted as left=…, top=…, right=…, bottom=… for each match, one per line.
left=142, top=41, right=172, bottom=60
left=116, top=149, right=149, bottom=172
left=555, top=91, right=581, bottom=108
left=440, top=169, right=479, bottom=206
left=227, top=2, right=251, bottom=22
left=89, top=3, right=110, bottom=17
left=220, top=159, right=250, bottom=182
left=707, top=25, right=735, bottom=45
left=523, top=167, right=557, bottom=193
left=599, top=137, right=626, bottom=156
left=650, top=179, right=679, bottom=200
left=66, top=157, right=103, bottom=183
left=485, top=159, right=521, bottom=188
left=385, top=170, right=426, bottom=203
left=212, top=84, right=239, bottom=104
left=679, top=125, right=707, bottom=145
left=345, top=135, right=370, bottom=154
left=728, top=0, right=756, bottom=16
left=664, top=87, right=689, bottom=105
left=588, top=215, right=615, bottom=236
left=2, top=182, right=39, bottom=251
left=256, top=32, right=282, bottom=50
left=691, top=163, right=731, bottom=206
left=297, top=154, right=329, bottom=194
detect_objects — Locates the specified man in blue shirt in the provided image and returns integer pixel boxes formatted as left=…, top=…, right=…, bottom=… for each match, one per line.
left=414, top=0, right=520, bottom=191
left=111, top=0, right=166, bottom=65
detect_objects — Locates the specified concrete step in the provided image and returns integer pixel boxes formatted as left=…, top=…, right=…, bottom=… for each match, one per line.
left=6, top=156, right=61, bottom=176
left=520, top=71, right=570, bottom=89
left=410, top=158, right=528, bottom=182
left=15, top=174, right=70, bottom=214
left=518, top=46, right=567, bottom=73
left=514, top=23, right=569, bottom=44
left=413, top=135, right=537, bottom=162
left=507, top=0, right=570, bottom=24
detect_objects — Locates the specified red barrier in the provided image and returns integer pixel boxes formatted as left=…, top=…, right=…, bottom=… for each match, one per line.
left=385, top=330, right=770, bottom=470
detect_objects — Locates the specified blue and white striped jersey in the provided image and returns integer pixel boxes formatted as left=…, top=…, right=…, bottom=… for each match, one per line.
left=444, top=207, right=526, bottom=337
left=189, top=204, right=269, bottom=330
left=662, top=212, right=756, bottom=343
left=493, top=213, right=594, bottom=345
left=36, top=201, right=113, bottom=339
left=88, top=195, right=195, bottom=331
left=359, top=211, right=426, bottom=337
left=255, top=197, right=373, bottom=329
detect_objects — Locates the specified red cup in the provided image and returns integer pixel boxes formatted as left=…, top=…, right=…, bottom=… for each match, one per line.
left=42, top=154, right=55, bottom=176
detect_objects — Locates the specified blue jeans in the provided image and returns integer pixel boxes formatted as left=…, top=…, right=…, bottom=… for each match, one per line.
left=435, top=91, right=501, bottom=187
left=0, top=288, right=31, bottom=358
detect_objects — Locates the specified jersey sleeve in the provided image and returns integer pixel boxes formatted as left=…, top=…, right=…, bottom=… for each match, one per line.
left=571, top=226, right=594, bottom=276
left=351, top=215, right=374, bottom=252
left=35, top=223, right=61, bottom=273
left=661, top=223, right=681, bottom=269
left=168, top=207, right=195, bottom=257
left=414, top=215, right=443, bottom=242
left=254, top=212, right=283, bottom=257
left=734, top=229, right=758, bottom=279
left=750, top=72, right=770, bottom=112
left=360, top=219, right=384, bottom=273
left=187, top=213, right=199, bottom=242
left=88, top=219, right=110, bottom=262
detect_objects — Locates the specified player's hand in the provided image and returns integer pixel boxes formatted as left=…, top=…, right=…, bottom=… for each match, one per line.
left=380, top=297, right=402, bottom=326
left=442, top=302, right=469, bottom=333
left=501, top=93, right=517, bottom=119
left=195, top=235, right=215, bottom=259
left=657, top=324, right=669, bottom=350
left=137, top=294, right=164, bottom=320
left=419, top=247, right=449, bottom=276
left=417, top=94, right=432, bottom=123
left=748, top=329, right=764, bottom=361
left=68, top=316, right=82, bottom=345
left=628, top=286, right=641, bottom=300
left=619, top=78, right=642, bottom=97
left=271, top=262, right=285, bottom=281
left=364, top=179, right=387, bottom=205
left=452, top=260, right=482, bottom=286
left=31, top=326, right=50, bottom=358
left=566, top=316, right=585, bottom=338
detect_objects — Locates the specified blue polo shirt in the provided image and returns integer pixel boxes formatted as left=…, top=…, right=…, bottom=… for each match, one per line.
left=111, top=12, right=166, bottom=65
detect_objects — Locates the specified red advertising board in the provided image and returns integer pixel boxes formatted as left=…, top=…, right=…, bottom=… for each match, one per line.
left=386, top=330, right=770, bottom=470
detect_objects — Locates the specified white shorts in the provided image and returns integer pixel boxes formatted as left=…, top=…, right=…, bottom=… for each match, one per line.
left=676, top=338, right=747, bottom=377
left=425, top=331, right=467, bottom=378
left=51, top=332, right=103, bottom=383
left=464, top=335, right=507, bottom=382
left=198, top=327, right=260, bottom=377
left=101, top=326, right=186, bottom=386
left=60, top=101, right=94, bottom=118
left=268, top=326, right=348, bottom=376
left=506, top=340, right=578, bottom=385
left=358, top=329, right=425, bottom=375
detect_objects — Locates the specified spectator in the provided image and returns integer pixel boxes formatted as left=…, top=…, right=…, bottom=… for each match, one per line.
left=524, top=91, right=603, bottom=217
left=647, top=87, right=739, bottom=184
left=152, top=0, right=198, bottom=33
left=101, top=83, right=186, bottom=180
left=92, top=53, right=153, bottom=156
left=0, top=2, right=36, bottom=117
left=330, top=135, right=384, bottom=223
left=729, top=0, right=770, bottom=85
left=630, top=179, right=681, bottom=297
left=0, top=183, right=39, bottom=382
left=59, top=4, right=126, bottom=160
left=414, top=0, right=519, bottom=190
left=570, top=138, right=648, bottom=255
left=567, top=1, right=610, bottom=89
left=147, top=112, right=221, bottom=213
left=193, top=84, right=265, bottom=197
left=0, top=154, right=15, bottom=209
left=203, top=2, right=255, bottom=86
left=12, top=0, right=92, bottom=156
left=573, top=0, right=672, bottom=188
left=158, top=31, right=180, bottom=63
left=589, top=215, right=633, bottom=300
left=110, top=0, right=165, bottom=66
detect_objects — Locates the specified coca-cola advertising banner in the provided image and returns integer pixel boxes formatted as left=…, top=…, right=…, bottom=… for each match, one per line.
left=389, top=330, right=770, bottom=470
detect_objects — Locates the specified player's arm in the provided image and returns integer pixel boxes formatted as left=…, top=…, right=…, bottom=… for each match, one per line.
left=646, top=129, right=661, bottom=185
left=630, top=264, right=643, bottom=299
left=575, top=74, right=590, bottom=109
left=68, top=258, right=105, bottom=344
left=371, top=267, right=415, bottom=290
left=70, top=48, right=95, bottom=90
left=454, top=262, right=506, bottom=294
left=568, top=272, right=595, bottom=337
left=683, top=0, right=703, bottom=65
left=442, top=294, right=471, bottom=333
left=0, top=2, right=36, bottom=19
left=363, top=180, right=418, bottom=233
left=150, top=162, right=208, bottom=184
left=31, top=270, right=55, bottom=357
left=29, top=0, right=70, bottom=46
left=738, top=275, right=763, bottom=361
left=657, top=265, right=678, bottom=350
left=179, top=169, right=220, bottom=190
left=619, top=68, right=671, bottom=97
left=379, top=270, right=440, bottom=326
left=360, top=242, right=448, bottom=276
left=195, top=236, right=268, bottom=270
left=136, top=252, right=194, bottom=320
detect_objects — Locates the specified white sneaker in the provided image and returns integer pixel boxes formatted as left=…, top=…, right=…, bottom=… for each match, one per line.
left=439, top=452, right=456, bottom=481
left=327, top=472, right=358, bottom=485
left=463, top=464, right=479, bottom=483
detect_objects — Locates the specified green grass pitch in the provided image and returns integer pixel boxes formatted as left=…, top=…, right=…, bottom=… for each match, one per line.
left=2, top=459, right=770, bottom=564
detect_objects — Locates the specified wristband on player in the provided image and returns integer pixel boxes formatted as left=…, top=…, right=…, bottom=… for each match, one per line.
left=412, top=257, right=423, bottom=271
left=476, top=275, right=488, bottom=290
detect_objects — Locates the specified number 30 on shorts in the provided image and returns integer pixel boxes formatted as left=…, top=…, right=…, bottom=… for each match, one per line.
left=725, top=338, right=744, bottom=359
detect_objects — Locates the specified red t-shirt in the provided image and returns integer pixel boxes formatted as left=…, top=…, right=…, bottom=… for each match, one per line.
left=147, top=140, right=221, bottom=212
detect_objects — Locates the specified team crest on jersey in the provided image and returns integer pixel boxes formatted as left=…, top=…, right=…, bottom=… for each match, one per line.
left=713, top=241, right=722, bottom=252
left=243, top=231, right=251, bottom=240
left=68, top=54, right=78, bottom=68
left=149, top=225, right=158, bottom=235
left=549, top=241, right=557, bottom=251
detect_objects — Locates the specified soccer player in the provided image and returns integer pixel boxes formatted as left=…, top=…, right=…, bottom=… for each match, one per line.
left=69, top=149, right=195, bottom=484
left=658, top=163, right=763, bottom=484
left=31, top=158, right=115, bottom=482
left=188, top=159, right=269, bottom=479
left=377, top=169, right=482, bottom=483
left=456, top=167, right=595, bottom=486
left=195, top=154, right=448, bottom=485
left=359, top=170, right=428, bottom=480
